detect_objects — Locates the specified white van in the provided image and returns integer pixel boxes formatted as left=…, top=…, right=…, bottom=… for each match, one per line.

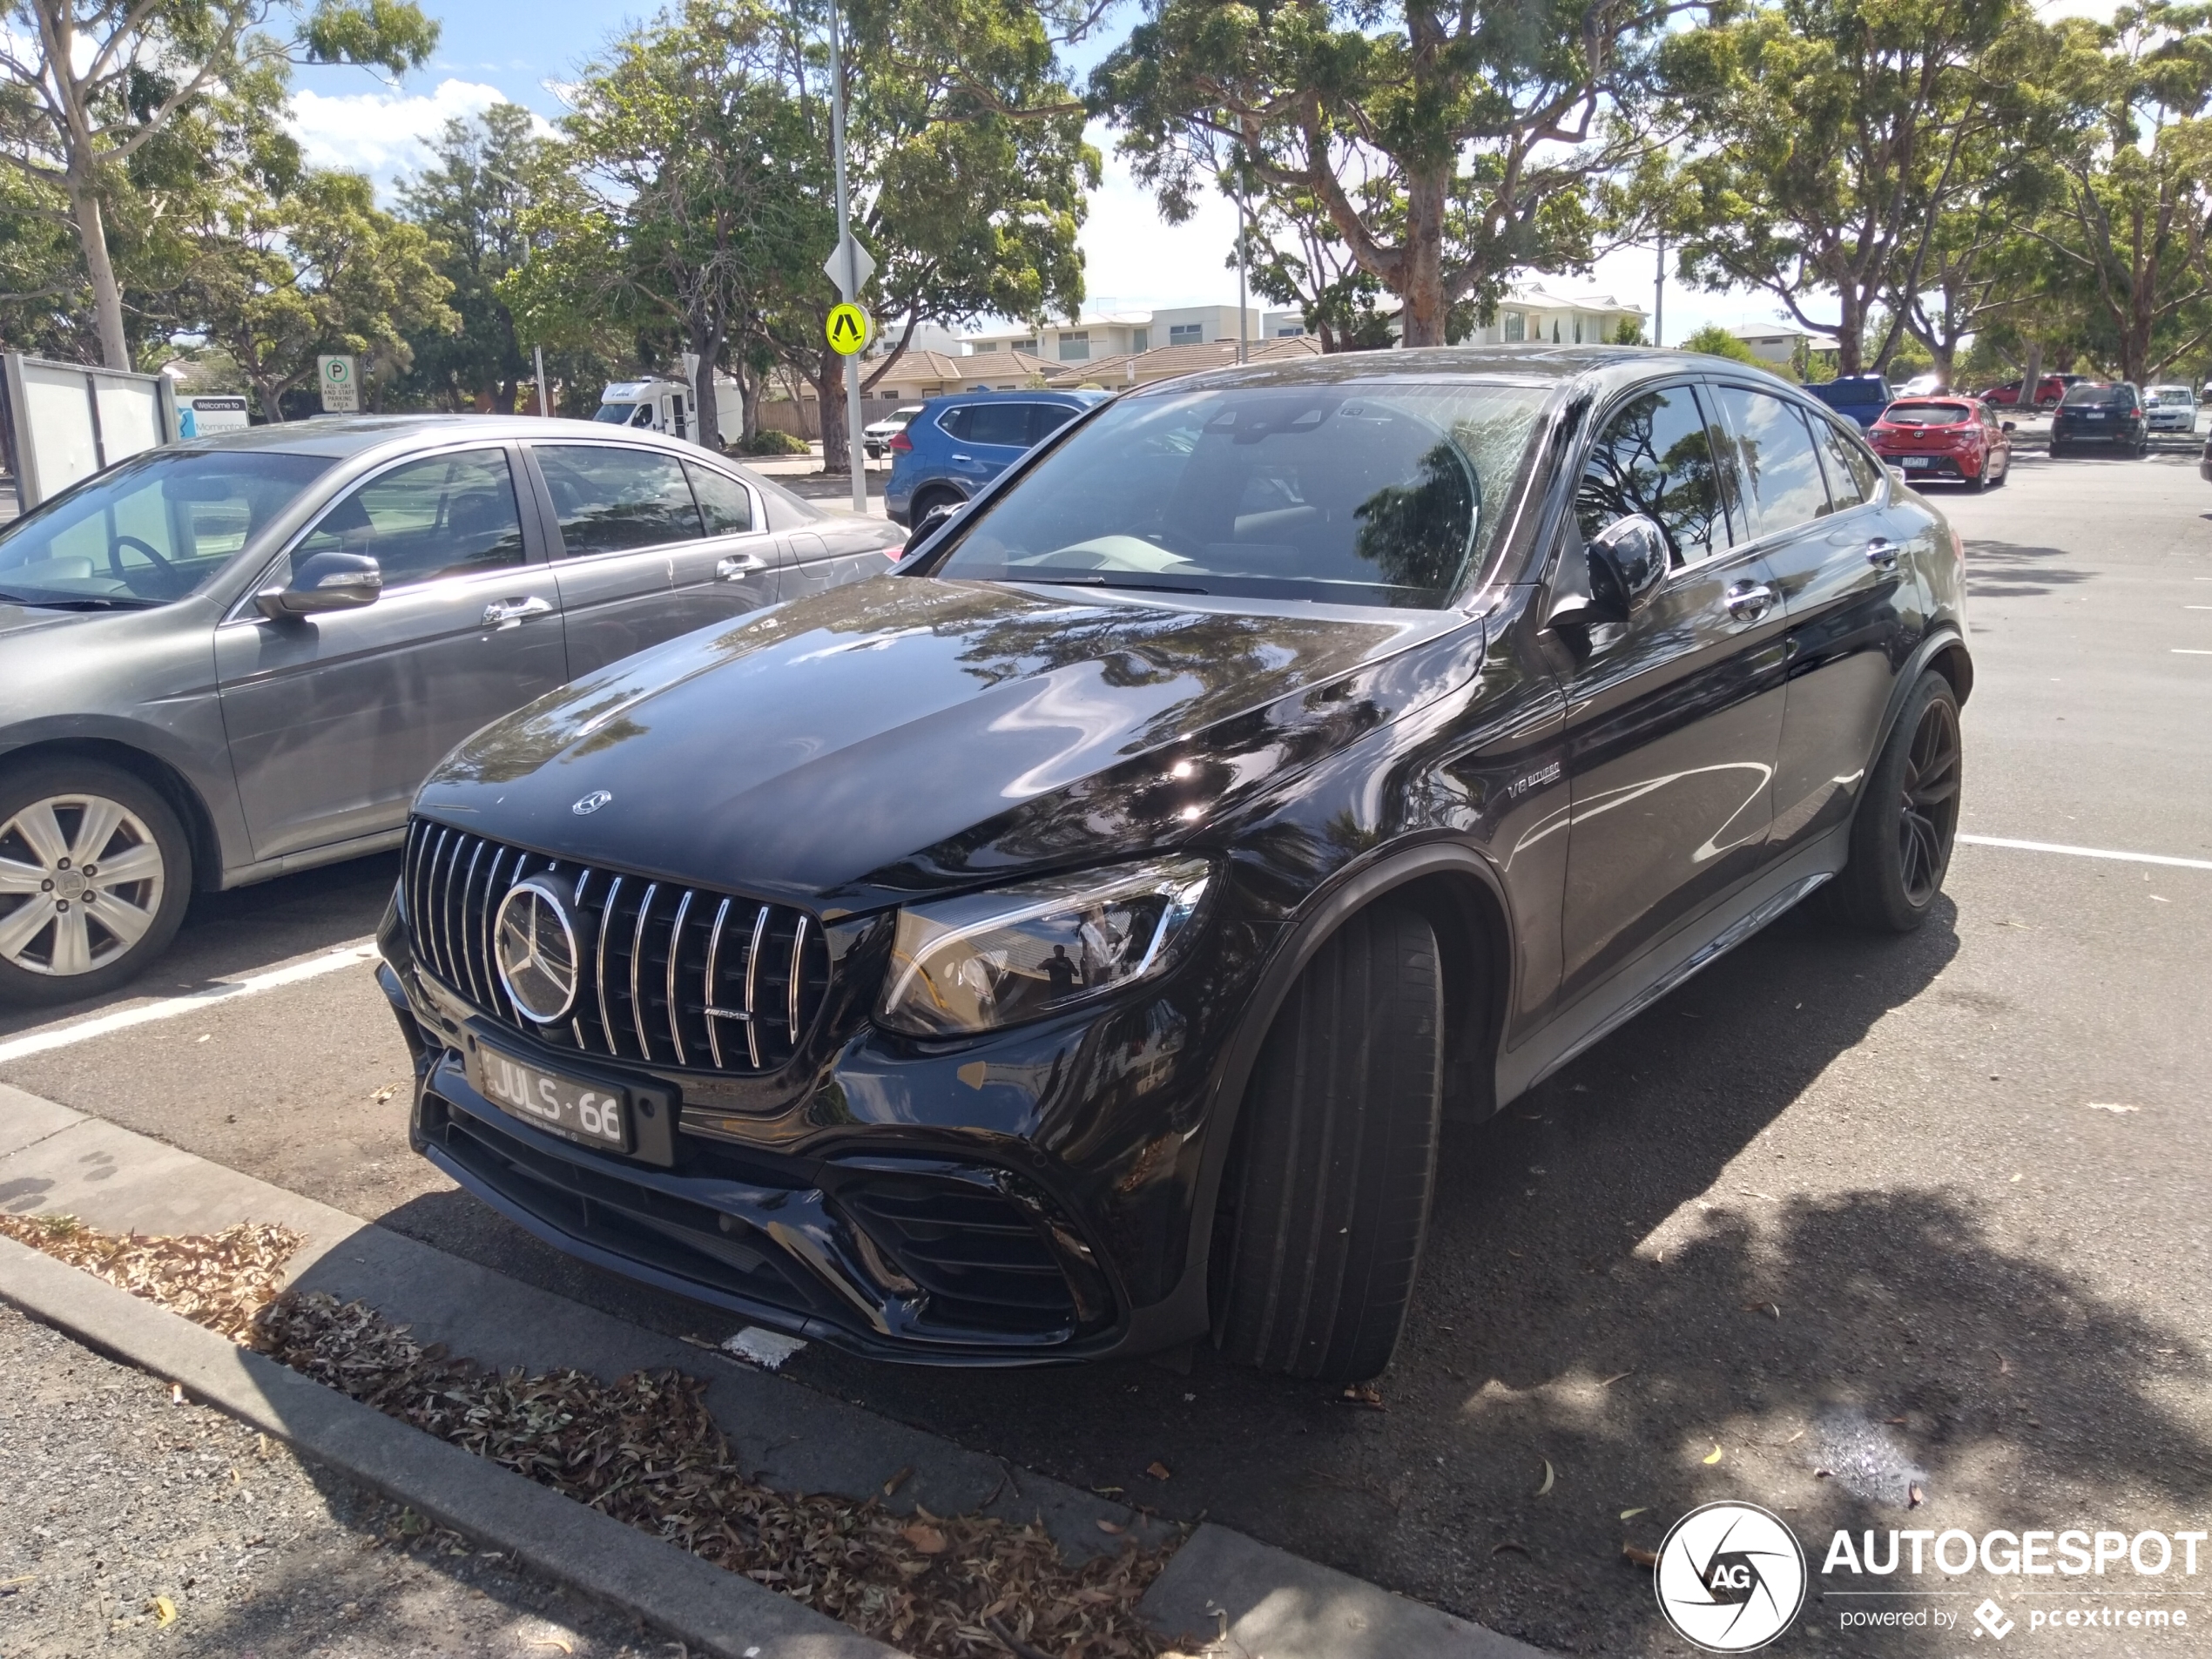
left=594, top=377, right=745, bottom=446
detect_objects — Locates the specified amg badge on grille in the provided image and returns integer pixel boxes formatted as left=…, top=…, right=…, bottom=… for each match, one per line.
left=493, top=877, right=582, bottom=1022
left=572, top=789, right=613, bottom=815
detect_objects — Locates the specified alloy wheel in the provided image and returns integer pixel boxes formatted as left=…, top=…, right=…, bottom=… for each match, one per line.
left=0, top=793, right=167, bottom=976
left=1896, top=699, right=1960, bottom=907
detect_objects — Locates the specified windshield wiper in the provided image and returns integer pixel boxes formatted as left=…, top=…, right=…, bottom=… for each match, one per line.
left=1013, top=575, right=1211, bottom=596
left=0, top=590, right=157, bottom=610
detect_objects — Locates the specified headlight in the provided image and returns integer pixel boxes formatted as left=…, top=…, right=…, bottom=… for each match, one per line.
left=876, top=857, right=1213, bottom=1038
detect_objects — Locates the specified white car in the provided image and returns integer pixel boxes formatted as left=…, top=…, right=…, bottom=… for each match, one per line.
left=2144, top=385, right=2197, bottom=433
left=863, top=406, right=923, bottom=459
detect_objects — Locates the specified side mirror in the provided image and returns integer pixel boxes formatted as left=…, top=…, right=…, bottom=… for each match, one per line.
left=1586, top=514, right=1669, bottom=619
left=902, top=499, right=961, bottom=554
left=2001, top=421, right=2017, bottom=434
left=257, top=550, right=382, bottom=619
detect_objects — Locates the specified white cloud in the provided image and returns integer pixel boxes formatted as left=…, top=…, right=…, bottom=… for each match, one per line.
left=285, top=78, right=555, bottom=191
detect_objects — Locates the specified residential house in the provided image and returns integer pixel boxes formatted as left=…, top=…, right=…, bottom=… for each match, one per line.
left=963, top=305, right=1271, bottom=364
left=1459, top=286, right=1648, bottom=347
left=1730, top=324, right=1841, bottom=373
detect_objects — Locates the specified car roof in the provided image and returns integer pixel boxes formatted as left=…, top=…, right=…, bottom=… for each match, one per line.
left=921, top=388, right=1108, bottom=406
left=172, top=412, right=725, bottom=459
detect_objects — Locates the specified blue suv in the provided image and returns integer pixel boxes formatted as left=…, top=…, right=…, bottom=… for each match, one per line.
left=885, top=389, right=1106, bottom=526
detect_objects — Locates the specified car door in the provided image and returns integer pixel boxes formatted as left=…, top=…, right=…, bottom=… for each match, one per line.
left=948, top=400, right=1038, bottom=489
left=1556, top=379, right=1791, bottom=1002
left=1706, top=384, right=1916, bottom=864
left=215, top=443, right=567, bottom=860
left=525, top=442, right=782, bottom=679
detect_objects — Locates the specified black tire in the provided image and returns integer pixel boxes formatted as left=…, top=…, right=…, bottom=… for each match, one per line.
left=2048, top=439, right=2066, bottom=458
left=1213, top=902, right=1444, bottom=1382
left=908, top=485, right=963, bottom=525
left=0, top=759, right=192, bottom=1008
left=1828, top=671, right=1961, bottom=934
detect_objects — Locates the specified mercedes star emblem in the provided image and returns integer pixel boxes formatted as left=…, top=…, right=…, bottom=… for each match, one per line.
left=493, top=877, right=581, bottom=1022
left=572, top=789, right=613, bottom=815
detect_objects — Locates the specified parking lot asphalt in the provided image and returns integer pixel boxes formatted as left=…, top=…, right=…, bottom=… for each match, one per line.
left=3, top=442, right=2208, bottom=1655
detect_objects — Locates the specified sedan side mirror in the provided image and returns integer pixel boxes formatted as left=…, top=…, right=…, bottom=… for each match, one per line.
left=902, top=499, right=961, bottom=555
left=257, top=550, right=383, bottom=619
left=1585, top=514, right=1669, bottom=620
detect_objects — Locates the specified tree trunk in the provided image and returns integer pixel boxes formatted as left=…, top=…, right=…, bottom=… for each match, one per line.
left=1397, top=168, right=1449, bottom=347
left=735, top=354, right=761, bottom=451
left=255, top=379, right=285, bottom=422
left=2020, top=341, right=2042, bottom=409
left=67, top=175, right=132, bottom=370
left=691, top=315, right=726, bottom=453
left=1834, top=288, right=1863, bottom=377
left=816, top=354, right=850, bottom=474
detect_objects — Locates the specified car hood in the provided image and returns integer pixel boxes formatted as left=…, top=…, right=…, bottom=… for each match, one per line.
left=418, top=576, right=1483, bottom=914
left=0, top=602, right=105, bottom=639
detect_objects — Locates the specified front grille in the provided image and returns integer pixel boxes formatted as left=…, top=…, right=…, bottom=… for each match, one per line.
left=840, top=1178, right=1081, bottom=1337
left=404, top=819, right=830, bottom=1075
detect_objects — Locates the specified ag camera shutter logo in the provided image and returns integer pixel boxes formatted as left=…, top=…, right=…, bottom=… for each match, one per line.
left=1655, top=1501, right=1808, bottom=1651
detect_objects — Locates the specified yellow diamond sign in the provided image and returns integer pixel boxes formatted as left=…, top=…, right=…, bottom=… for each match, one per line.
left=826, top=303, right=873, bottom=355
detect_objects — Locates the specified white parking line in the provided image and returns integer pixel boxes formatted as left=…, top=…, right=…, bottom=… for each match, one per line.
left=0, top=939, right=379, bottom=1066
left=1958, top=835, right=2212, bottom=873
left=2175, top=649, right=2212, bottom=656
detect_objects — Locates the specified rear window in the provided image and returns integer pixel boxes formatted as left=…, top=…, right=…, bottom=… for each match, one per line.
left=932, top=381, right=1549, bottom=609
left=2061, top=384, right=2125, bottom=407
left=1883, top=402, right=1972, bottom=427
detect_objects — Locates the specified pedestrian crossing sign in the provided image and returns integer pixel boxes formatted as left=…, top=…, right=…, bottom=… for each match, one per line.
left=826, top=303, right=873, bottom=355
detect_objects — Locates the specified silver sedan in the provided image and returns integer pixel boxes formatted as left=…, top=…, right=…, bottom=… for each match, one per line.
left=0, top=415, right=900, bottom=1005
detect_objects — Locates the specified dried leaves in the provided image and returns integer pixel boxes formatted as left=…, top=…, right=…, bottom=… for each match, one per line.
left=252, top=1291, right=1171, bottom=1659
left=0, top=1213, right=300, bottom=1342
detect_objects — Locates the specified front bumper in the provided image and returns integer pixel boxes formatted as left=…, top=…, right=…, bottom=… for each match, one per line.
left=375, top=889, right=1271, bottom=1366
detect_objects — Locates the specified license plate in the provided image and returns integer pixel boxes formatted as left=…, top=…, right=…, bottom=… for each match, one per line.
left=2084, top=412, right=2105, bottom=420
left=1901, top=455, right=1932, bottom=468
left=470, top=1042, right=630, bottom=1152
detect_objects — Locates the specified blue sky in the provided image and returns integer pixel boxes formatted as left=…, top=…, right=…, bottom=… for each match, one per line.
left=287, top=0, right=2121, bottom=343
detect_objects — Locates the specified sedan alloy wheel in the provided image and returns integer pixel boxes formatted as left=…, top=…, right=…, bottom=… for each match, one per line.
left=0, top=792, right=168, bottom=975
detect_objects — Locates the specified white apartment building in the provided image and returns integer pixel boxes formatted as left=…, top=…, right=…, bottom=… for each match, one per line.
left=963, top=305, right=1275, bottom=362
left=1457, top=286, right=1648, bottom=347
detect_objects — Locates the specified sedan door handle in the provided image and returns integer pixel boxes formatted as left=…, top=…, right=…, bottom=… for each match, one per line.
left=715, top=553, right=766, bottom=581
left=482, top=595, right=555, bottom=629
left=1723, top=580, right=1776, bottom=623
left=1865, top=537, right=1898, bottom=571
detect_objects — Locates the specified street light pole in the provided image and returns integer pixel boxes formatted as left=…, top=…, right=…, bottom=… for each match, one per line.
left=1653, top=231, right=1665, bottom=350
left=826, top=0, right=867, bottom=515
left=486, top=165, right=550, bottom=416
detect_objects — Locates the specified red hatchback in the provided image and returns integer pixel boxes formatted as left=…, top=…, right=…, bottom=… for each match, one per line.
left=1871, top=396, right=2013, bottom=489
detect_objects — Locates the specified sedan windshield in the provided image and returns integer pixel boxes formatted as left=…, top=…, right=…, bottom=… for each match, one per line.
left=1883, top=402, right=1972, bottom=427
left=932, top=381, right=1550, bottom=608
left=0, top=448, right=331, bottom=608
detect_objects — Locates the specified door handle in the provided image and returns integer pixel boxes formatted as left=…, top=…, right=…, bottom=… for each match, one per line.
left=950, top=453, right=974, bottom=466
left=715, top=553, right=766, bottom=581
left=482, top=595, right=554, bottom=629
left=1865, top=537, right=1898, bottom=571
left=1723, top=580, right=1776, bottom=622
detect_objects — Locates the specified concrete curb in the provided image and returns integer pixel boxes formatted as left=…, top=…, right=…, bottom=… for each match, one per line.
left=0, top=1231, right=898, bottom=1659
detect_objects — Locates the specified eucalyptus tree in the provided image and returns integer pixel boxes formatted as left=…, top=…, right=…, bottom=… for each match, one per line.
left=1092, top=0, right=1684, bottom=348
left=0, top=0, right=436, bottom=369
left=1658, top=0, right=2027, bottom=374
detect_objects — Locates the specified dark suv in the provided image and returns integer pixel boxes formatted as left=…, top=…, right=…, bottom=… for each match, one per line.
left=378, top=348, right=1970, bottom=1383
left=885, top=389, right=1106, bottom=526
left=2050, top=381, right=2148, bottom=456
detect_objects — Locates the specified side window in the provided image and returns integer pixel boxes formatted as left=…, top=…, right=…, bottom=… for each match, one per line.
left=1575, top=383, right=1730, bottom=566
left=684, top=461, right=753, bottom=536
left=935, top=406, right=969, bottom=440
left=1811, top=413, right=1881, bottom=509
left=1710, top=387, right=1831, bottom=536
left=534, top=445, right=704, bottom=558
left=294, top=448, right=525, bottom=588
left=966, top=402, right=1034, bottom=447
left=1030, top=403, right=1079, bottom=443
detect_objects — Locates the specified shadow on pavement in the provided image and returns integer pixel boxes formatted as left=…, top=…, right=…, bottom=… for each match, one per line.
left=1963, top=540, right=2096, bottom=602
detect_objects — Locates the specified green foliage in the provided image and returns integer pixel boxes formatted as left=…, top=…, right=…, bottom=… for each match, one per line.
left=741, top=427, right=811, bottom=455
left=178, top=168, right=456, bottom=418
left=1683, top=325, right=1761, bottom=364
left=1613, top=316, right=1648, bottom=347
left=1093, top=0, right=1676, bottom=347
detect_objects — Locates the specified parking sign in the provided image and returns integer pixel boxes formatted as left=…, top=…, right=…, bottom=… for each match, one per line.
left=319, top=354, right=359, bottom=413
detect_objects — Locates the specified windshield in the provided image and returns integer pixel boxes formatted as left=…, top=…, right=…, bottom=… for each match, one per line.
left=2061, top=384, right=2126, bottom=407
left=2147, top=386, right=2192, bottom=403
left=931, top=382, right=1548, bottom=608
left=1884, top=402, right=1971, bottom=427
left=593, top=402, right=641, bottom=424
left=0, top=448, right=331, bottom=609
